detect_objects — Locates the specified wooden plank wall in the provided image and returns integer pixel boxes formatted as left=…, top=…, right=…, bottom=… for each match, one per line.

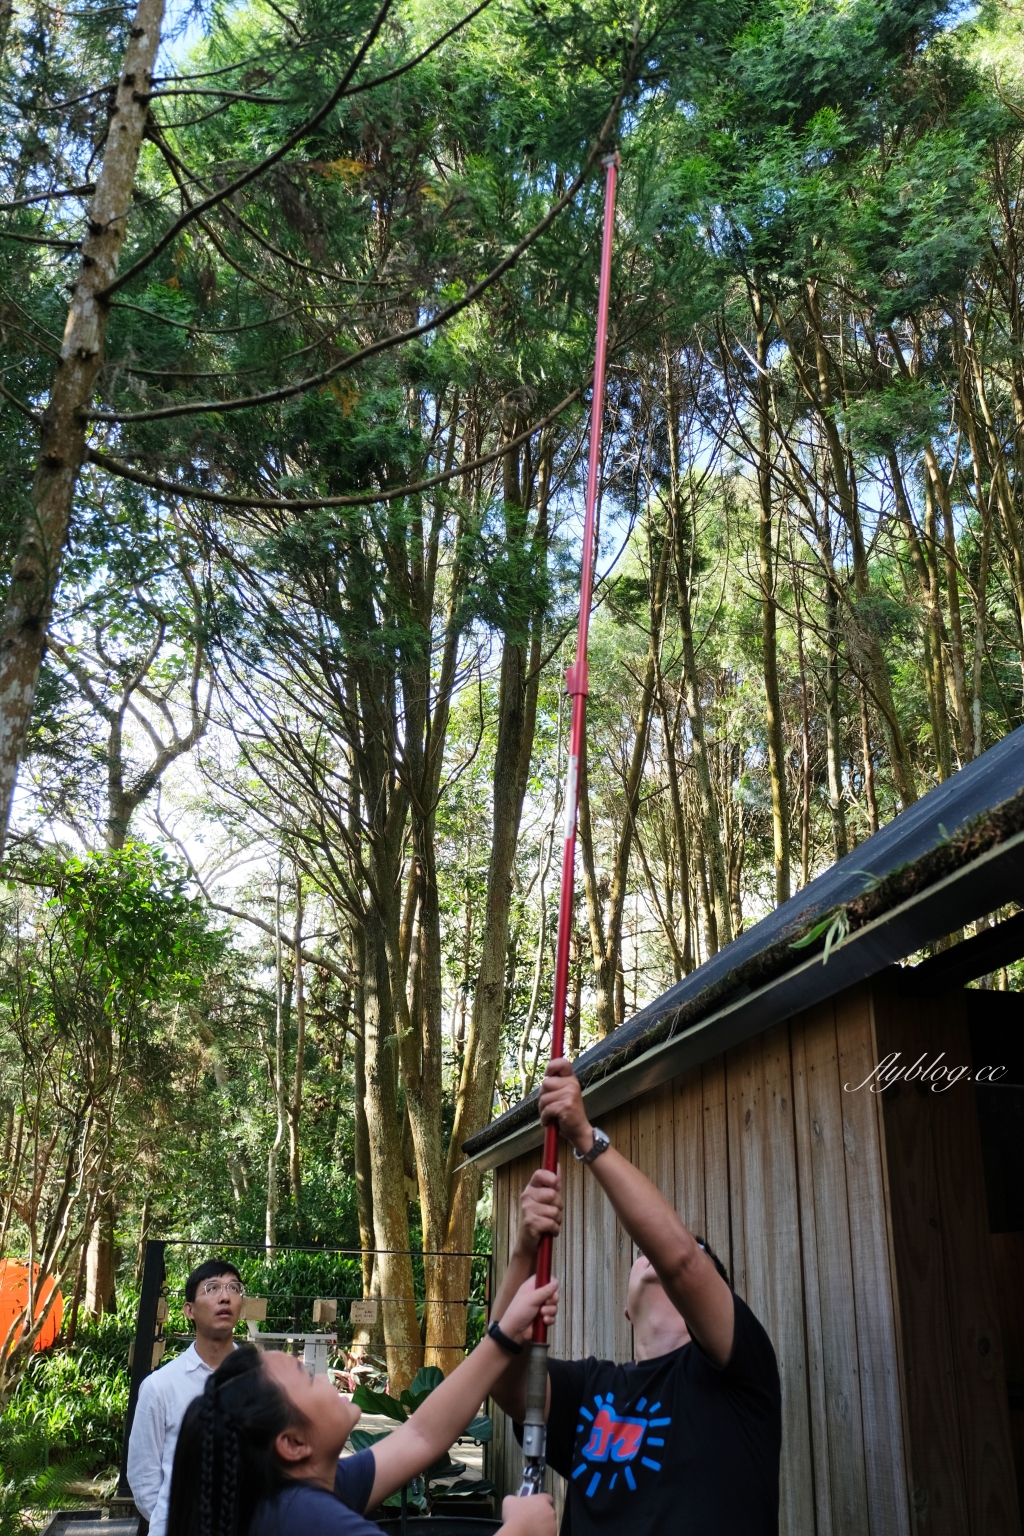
left=991, top=1233, right=1024, bottom=1526
left=490, top=984, right=918, bottom=1533
left=873, top=983, right=1021, bottom=1535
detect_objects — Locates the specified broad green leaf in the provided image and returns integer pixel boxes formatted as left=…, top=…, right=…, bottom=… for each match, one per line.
left=351, top=1385, right=407, bottom=1421
left=434, top=1478, right=497, bottom=1499
left=348, top=1427, right=392, bottom=1452
left=424, top=1451, right=458, bottom=1478
left=400, top=1365, right=445, bottom=1411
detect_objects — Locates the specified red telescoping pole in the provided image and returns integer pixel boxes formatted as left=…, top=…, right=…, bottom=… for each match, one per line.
left=519, top=151, right=619, bottom=1496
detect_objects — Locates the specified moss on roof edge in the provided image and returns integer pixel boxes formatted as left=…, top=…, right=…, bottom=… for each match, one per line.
left=463, top=783, right=1024, bottom=1157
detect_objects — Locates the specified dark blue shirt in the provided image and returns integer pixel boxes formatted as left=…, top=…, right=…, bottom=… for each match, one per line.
left=519, top=1294, right=781, bottom=1536
left=251, top=1448, right=378, bottom=1536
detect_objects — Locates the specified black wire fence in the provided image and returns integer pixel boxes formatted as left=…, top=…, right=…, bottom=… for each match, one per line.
left=157, top=1241, right=491, bottom=1346
left=116, top=1239, right=493, bottom=1499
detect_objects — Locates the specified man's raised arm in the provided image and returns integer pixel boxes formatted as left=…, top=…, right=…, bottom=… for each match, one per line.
left=538, top=1059, right=735, bottom=1366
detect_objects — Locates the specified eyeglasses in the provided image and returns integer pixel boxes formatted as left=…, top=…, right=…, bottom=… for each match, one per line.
left=199, top=1280, right=245, bottom=1298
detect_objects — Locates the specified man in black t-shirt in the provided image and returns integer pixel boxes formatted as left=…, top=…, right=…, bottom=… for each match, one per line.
left=489, top=1059, right=782, bottom=1536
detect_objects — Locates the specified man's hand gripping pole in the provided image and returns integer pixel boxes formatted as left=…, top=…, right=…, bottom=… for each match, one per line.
left=518, top=149, right=619, bottom=1497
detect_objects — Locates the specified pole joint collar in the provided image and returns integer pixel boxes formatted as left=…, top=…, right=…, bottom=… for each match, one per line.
left=565, top=659, right=589, bottom=697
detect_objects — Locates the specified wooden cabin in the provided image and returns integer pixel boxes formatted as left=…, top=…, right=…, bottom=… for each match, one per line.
left=465, top=729, right=1024, bottom=1536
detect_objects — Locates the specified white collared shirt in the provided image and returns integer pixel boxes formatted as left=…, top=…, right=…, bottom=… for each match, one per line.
left=127, top=1342, right=229, bottom=1536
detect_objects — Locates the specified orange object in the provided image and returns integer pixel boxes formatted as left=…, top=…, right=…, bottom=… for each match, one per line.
left=0, top=1261, right=63, bottom=1352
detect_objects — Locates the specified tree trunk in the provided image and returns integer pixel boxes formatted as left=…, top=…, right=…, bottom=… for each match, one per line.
left=431, top=441, right=548, bottom=1369
left=971, top=498, right=991, bottom=759
left=823, top=581, right=849, bottom=860
left=65, top=1228, right=91, bottom=1349
left=782, top=286, right=917, bottom=806
left=0, top=0, right=166, bottom=857
left=345, top=613, right=423, bottom=1388
left=134, top=1195, right=151, bottom=1285
left=266, top=871, right=287, bottom=1252
left=925, top=445, right=972, bottom=761
left=352, top=929, right=375, bottom=1298
left=362, top=915, right=423, bottom=1391
left=860, top=682, right=879, bottom=834
left=207, top=1039, right=247, bottom=1204
left=354, top=1051, right=374, bottom=1296
left=963, top=316, right=1024, bottom=677
left=887, top=450, right=950, bottom=780
left=655, top=667, right=693, bottom=971
left=664, top=354, right=733, bottom=945
left=578, top=516, right=670, bottom=1033
left=922, top=473, right=952, bottom=780
left=752, top=291, right=790, bottom=903
left=85, top=1198, right=117, bottom=1318
left=789, top=531, right=812, bottom=887
left=287, top=874, right=305, bottom=1212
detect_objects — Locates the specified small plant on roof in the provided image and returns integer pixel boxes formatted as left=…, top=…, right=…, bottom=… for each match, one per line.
left=790, top=907, right=851, bottom=965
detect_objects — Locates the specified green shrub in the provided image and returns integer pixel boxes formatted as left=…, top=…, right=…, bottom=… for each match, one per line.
left=1, top=1311, right=133, bottom=1512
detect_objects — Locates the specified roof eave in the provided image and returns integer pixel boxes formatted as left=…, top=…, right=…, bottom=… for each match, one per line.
left=464, top=820, right=1024, bottom=1171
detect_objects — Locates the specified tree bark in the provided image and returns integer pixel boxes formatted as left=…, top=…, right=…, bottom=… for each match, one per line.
left=578, top=516, right=670, bottom=1033
left=823, top=580, right=849, bottom=860
left=362, top=912, right=423, bottom=1391
left=924, top=445, right=972, bottom=762
left=664, top=354, right=733, bottom=945
left=0, top=0, right=166, bottom=857
left=655, top=667, right=693, bottom=971
left=266, top=869, right=288, bottom=1252
left=431, top=440, right=549, bottom=1369
left=887, top=450, right=951, bottom=780
left=287, top=873, right=305, bottom=1212
left=84, top=1198, right=117, bottom=1318
left=352, top=935, right=375, bottom=1298
left=860, top=681, right=879, bottom=834
left=752, top=291, right=790, bottom=903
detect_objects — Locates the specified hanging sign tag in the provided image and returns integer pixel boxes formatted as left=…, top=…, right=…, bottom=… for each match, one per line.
left=350, top=1299, right=378, bottom=1325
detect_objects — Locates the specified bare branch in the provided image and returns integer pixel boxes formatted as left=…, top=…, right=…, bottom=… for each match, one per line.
left=0, top=185, right=96, bottom=210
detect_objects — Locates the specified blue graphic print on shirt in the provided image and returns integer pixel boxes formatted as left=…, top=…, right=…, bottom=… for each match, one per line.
left=570, top=1393, right=671, bottom=1499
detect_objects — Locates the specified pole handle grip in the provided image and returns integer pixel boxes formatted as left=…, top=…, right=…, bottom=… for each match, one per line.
left=523, top=1339, right=549, bottom=1426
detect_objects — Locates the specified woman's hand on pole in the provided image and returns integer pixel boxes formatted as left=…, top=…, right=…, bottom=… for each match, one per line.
left=538, top=1058, right=593, bottom=1154
left=501, top=1274, right=560, bottom=1344
left=501, top=1493, right=557, bottom=1535
left=367, top=1275, right=557, bottom=1507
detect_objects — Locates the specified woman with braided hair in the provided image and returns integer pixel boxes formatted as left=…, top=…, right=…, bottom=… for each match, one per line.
left=166, top=1271, right=559, bottom=1536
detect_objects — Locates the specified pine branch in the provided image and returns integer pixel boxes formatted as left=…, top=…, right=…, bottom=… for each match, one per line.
left=87, top=112, right=617, bottom=423
left=98, top=0, right=396, bottom=299
left=85, top=384, right=582, bottom=507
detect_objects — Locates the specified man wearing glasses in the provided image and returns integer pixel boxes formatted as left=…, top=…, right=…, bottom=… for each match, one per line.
left=127, top=1261, right=245, bottom=1536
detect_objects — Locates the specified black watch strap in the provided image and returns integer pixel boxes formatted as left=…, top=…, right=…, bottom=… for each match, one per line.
left=487, top=1319, right=524, bottom=1355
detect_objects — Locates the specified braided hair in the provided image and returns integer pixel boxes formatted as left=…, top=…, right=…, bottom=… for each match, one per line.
left=166, top=1347, right=298, bottom=1536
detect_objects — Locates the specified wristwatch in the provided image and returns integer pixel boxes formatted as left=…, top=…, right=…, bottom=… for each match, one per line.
left=573, top=1126, right=611, bottom=1164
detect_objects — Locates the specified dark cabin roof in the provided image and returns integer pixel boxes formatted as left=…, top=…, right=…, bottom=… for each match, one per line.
left=464, top=724, right=1024, bottom=1170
